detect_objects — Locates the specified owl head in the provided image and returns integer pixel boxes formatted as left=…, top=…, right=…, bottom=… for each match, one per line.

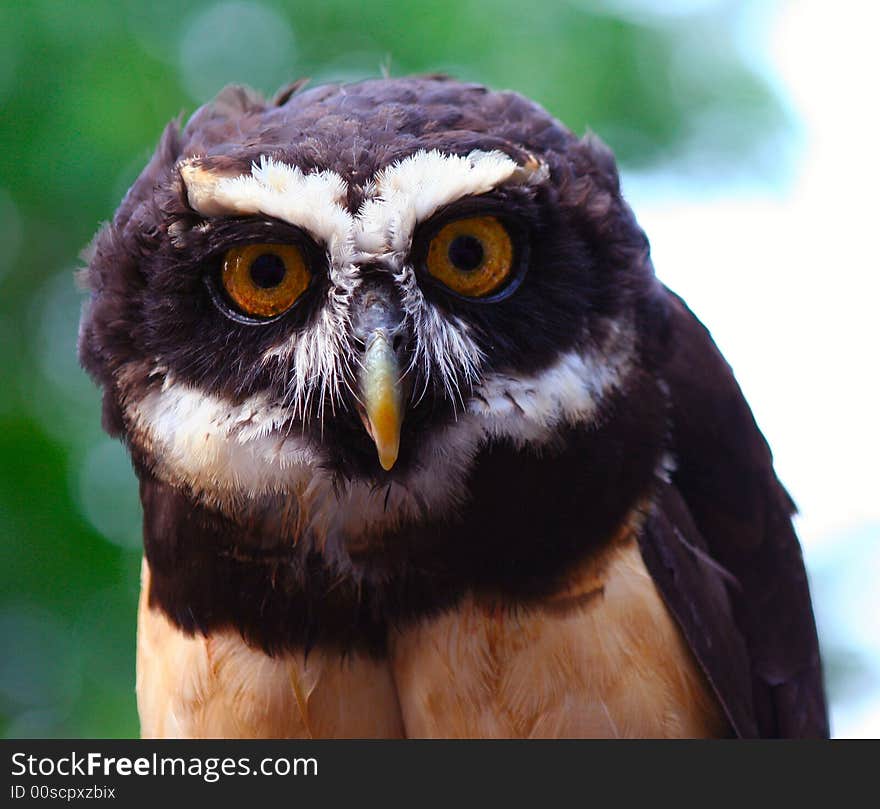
left=79, top=76, right=666, bottom=554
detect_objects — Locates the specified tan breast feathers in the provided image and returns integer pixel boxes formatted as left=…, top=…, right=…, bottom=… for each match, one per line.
left=137, top=530, right=726, bottom=738
left=389, top=531, right=728, bottom=738
left=136, top=561, right=404, bottom=738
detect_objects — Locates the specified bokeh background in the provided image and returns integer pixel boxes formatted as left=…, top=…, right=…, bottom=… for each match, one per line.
left=0, top=0, right=877, bottom=738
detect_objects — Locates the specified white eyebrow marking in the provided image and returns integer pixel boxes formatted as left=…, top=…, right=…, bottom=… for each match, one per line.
left=178, top=149, right=548, bottom=261
left=180, top=156, right=356, bottom=266
left=356, top=149, right=548, bottom=255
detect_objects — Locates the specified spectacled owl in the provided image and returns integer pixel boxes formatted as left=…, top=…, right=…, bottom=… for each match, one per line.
left=78, top=76, right=828, bottom=738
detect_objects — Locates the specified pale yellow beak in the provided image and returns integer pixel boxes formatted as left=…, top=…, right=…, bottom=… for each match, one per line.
left=358, top=332, right=404, bottom=471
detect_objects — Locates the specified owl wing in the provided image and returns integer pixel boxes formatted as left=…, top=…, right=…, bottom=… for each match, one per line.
left=639, top=289, right=829, bottom=738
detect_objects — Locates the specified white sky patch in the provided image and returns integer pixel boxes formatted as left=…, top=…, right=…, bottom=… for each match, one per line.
left=623, top=0, right=880, bottom=737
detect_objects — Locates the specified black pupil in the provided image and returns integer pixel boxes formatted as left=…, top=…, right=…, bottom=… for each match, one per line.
left=249, top=253, right=287, bottom=288
left=447, top=235, right=484, bottom=272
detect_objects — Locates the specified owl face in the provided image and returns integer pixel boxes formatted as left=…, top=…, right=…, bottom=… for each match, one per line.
left=80, top=77, right=660, bottom=546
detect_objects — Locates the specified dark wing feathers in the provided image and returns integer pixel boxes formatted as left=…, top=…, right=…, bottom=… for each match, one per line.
left=642, top=289, right=829, bottom=737
left=639, top=483, right=757, bottom=737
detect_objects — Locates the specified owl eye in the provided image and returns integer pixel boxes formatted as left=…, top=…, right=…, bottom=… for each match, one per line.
left=425, top=216, right=515, bottom=299
left=220, top=243, right=311, bottom=318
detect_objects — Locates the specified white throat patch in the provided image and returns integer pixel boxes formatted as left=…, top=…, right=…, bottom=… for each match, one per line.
left=123, top=325, right=634, bottom=540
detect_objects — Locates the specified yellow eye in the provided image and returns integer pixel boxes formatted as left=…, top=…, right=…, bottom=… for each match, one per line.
left=425, top=216, right=514, bottom=298
left=221, top=243, right=311, bottom=318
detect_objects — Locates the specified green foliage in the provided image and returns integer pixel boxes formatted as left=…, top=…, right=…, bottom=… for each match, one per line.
left=0, top=0, right=782, bottom=737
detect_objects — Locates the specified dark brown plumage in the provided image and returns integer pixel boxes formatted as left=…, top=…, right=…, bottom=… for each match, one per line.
left=79, top=76, right=828, bottom=738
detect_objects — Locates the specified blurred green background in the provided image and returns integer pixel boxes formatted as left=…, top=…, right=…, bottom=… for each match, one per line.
left=0, top=0, right=871, bottom=738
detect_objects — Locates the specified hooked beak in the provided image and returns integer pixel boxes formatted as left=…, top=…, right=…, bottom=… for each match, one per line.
left=358, top=331, right=404, bottom=471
